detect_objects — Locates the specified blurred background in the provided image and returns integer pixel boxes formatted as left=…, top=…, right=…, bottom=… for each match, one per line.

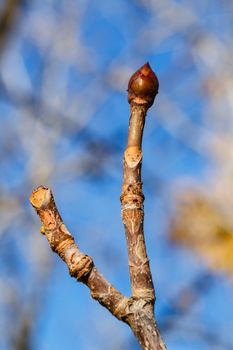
left=0, top=0, right=233, bottom=349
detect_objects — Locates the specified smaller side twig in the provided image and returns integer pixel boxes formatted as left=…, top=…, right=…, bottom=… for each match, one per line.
left=30, top=186, right=128, bottom=320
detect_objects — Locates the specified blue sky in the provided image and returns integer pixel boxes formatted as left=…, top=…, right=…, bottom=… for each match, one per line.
left=0, top=1, right=233, bottom=349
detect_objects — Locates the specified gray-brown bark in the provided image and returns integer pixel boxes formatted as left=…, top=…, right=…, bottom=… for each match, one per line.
left=30, top=63, right=166, bottom=350
left=30, top=186, right=128, bottom=320
left=121, top=103, right=154, bottom=301
left=120, top=63, right=166, bottom=349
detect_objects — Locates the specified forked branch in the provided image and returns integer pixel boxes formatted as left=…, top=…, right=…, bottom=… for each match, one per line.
left=30, top=63, right=166, bottom=350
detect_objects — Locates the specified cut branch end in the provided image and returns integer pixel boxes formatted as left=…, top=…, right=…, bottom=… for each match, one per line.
left=30, top=186, right=51, bottom=209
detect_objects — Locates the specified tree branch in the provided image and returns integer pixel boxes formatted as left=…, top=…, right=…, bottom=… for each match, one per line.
left=29, top=63, right=167, bottom=350
left=120, top=63, right=166, bottom=349
left=121, top=102, right=154, bottom=301
left=121, top=63, right=157, bottom=300
left=30, top=186, right=128, bottom=320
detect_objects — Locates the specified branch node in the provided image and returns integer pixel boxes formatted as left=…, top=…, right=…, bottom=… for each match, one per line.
left=124, top=147, right=142, bottom=168
left=40, top=225, right=45, bottom=235
left=113, top=296, right=131, bottom=320
left=71, top=255, right=94, bottom=281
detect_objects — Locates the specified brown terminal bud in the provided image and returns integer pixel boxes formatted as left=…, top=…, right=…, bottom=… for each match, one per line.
left=128, top=62, right=159, bottom=107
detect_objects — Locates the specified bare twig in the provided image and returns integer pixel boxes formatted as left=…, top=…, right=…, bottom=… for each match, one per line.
left=120, top=63, right=166, bottom=349
left=30, top=63, right=166, bottom=350
left=121, top=63, right=158, bottom=301
left=29, top=186, right=128, bottom=320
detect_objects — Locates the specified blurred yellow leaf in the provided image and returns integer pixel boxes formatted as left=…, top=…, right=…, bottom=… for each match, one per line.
left=170, top=190, right=233, bottom=276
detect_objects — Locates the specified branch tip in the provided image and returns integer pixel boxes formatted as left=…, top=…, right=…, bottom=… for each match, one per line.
left=30, top=186, right=51, bottom=209
left=128, top=62, right=159, bottom=107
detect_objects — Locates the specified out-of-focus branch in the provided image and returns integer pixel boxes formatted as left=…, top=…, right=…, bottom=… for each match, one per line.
left=160, top=272, right=213, bottom=332
left=13, top=315, right=31, bottom=350
left=0, top=0, right=22, bottom=53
